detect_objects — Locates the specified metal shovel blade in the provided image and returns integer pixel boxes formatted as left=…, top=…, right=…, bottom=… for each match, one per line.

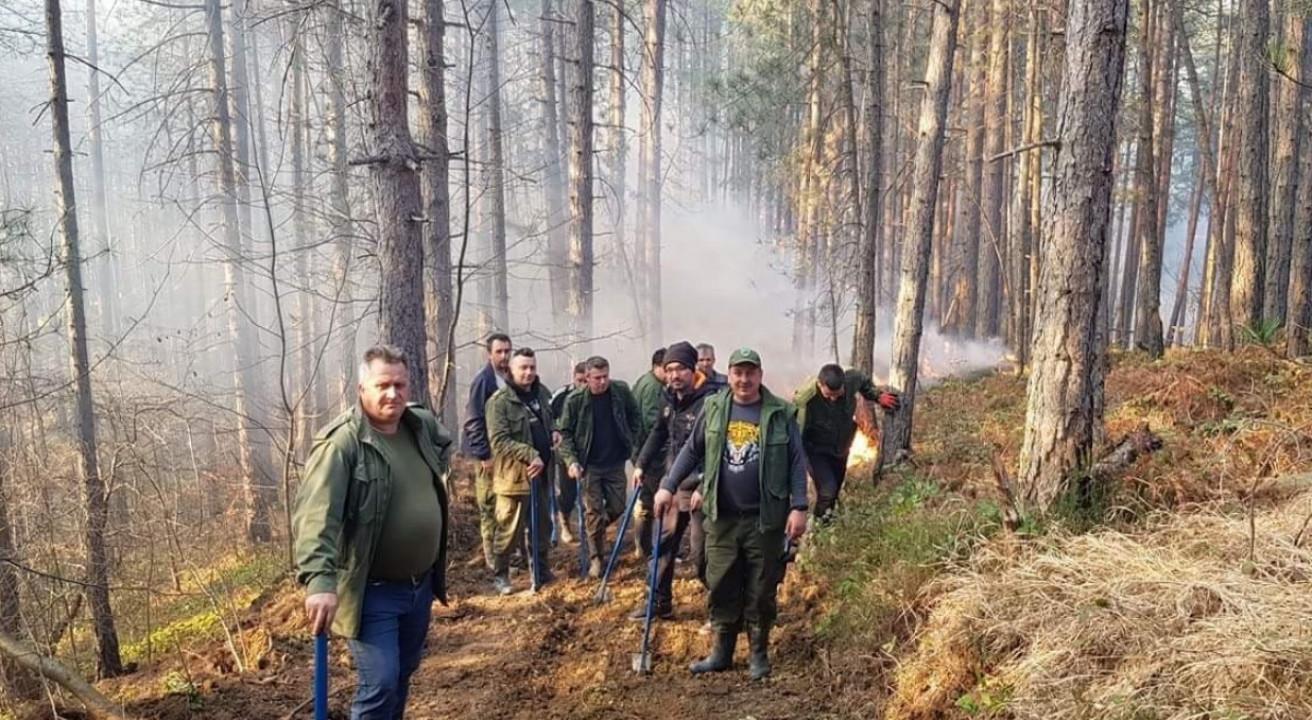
left=631, top=649, right=653, bottom=674
left=593, top=585, right=614, bottom=605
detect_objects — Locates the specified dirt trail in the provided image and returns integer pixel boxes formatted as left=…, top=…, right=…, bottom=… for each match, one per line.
left=94, top=486, right=867, bottom=720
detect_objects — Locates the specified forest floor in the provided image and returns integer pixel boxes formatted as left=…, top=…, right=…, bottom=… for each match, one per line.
left=42, top=345, right=1312, bottom=719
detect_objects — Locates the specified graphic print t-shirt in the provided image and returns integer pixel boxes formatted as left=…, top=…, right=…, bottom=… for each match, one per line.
left=719, top=399, right=763, bottom=515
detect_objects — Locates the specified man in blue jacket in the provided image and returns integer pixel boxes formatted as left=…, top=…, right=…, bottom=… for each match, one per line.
left=463, top=333, right=512, bottom=570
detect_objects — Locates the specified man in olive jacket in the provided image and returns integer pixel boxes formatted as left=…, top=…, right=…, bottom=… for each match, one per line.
left=655, top=348, right=808, bottom=681
left=486, top=348, right=557, bottom=594
left=557, top=355, right=642, bottom=577
left=794, top=363, right=900, bottom=520
left=293, top=345, right=453, bottom=720
left=630, top=347, right=666, bottom=558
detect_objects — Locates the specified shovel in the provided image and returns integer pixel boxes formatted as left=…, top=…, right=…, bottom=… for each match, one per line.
left=547, top=465, right=560, bottom=547
left=593, top=488, right=641, bottom=604
left=577, top=484, right=589, bottom=578
left=632, top=514, right=663, bottom=674
left=313, top=632, right=328, bottom=720
left=529, top=475, right=543, bottom=592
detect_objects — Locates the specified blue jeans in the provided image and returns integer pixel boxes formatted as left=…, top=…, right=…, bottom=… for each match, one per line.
left=347, top=575, right=433, bottom=720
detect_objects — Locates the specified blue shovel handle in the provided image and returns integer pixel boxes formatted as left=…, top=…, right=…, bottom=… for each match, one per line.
left=314, top=633, right=328, bottom=720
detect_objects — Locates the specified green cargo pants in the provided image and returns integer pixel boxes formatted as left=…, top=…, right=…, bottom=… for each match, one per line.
left=475, top=462, right=496, bottom=558
left=703, top=514, right=786, bottom=633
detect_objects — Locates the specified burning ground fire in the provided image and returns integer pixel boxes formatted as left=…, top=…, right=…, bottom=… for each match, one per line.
left=847, top=429, right=879, bottom=468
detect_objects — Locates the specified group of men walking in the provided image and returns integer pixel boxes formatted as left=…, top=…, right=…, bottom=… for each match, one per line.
left=292, top=337, right=898, bottom=718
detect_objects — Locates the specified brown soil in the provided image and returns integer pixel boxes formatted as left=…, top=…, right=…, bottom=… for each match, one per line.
left=89, top=484, right=867, bottom=720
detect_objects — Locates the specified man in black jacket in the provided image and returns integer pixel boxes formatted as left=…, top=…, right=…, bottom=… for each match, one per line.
left=550, top=362, right=586, bottom=543
left=462, top=333, right=512, bottom=570
left=631, top=341, right=715, bottom=619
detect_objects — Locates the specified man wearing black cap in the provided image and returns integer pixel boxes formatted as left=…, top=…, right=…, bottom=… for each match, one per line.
left=655, top=348, right=808, bottom=681
left=630, top=341, right=716, bottom=619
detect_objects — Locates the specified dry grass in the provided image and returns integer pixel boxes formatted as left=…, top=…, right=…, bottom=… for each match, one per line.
left=888, top=476, right=1312, bottom=720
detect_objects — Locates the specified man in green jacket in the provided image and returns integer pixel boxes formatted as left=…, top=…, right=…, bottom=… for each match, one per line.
left=293, top=345, right=453, bottom=720
left=557, top=355, right=642, bottom=577
left=631, top=347, right=666, bottom=558
left=794, top=363, right=900, bottom=520
left=486, top=348, right=557, bottom=595
left=655, top=348, right=809, bottom=681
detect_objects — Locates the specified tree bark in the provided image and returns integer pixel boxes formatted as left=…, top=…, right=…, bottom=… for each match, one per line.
left=609, top=0, right=631, bottom=333
left=290, top=30, right=313, bottom=454
left=1018, top=0, right=1130, bottom=509
left=946, top=9, right=983, bottom=338
left=0, top=629, right=129, bottom=719
left=879, top=0, right=960, bottom=460
left=422, top=0, right=455, bottom=420
left=369, top=0, right=430, bottom=398
left=325, top=0, right=356, bottom=411
left=1265, top=9, right=1303, bottom=323
left=1134, top=0, right=1172, bottom=357
left=1286, top=17, right=1312, bottom=356
left=851, top=0, right=884, bottom=374
left=567, top=0, right=596, bottom=343
left=479, top=0, right=510, bottom=333
left=1231, top=0, right=1270, bottom=332
left=539, top=0, right=571, bottom=324
left=1118, top=0, right=1153, bottom=348
left=638, top=0, right=667, bottom=341
left=1010, top=7, right=1044, bottom=369
left=47, top=0, right=124, bottom=678
left=0, top=430, right=38, bottom=699
left=1166, top=149, right=1203, bottom=346
left=976, top=0, right=1007, bottom=339
left=85, top=0, right=117, bottom=339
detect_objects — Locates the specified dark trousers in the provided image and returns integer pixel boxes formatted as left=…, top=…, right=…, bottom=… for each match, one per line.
left=347, top=575, right=433, bottom=720
left=688, top=507, right=707, bottom=585
left=582, top=463, right=627, bottom=562
left=809, top=451, right=849, bottom=520
left=654, top=509, right=690, bottom=608
left=634, top=462, right=663, bottom=555
left=704, top=514, right=785, bottom=633
left=555, top=459, right=578, bottom=521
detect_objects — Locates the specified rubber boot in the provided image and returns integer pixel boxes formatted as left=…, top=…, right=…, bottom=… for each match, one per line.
left=747, top=624, right=771, bottom=681
left=689, top=629, right=737, bottom=674
left=492, top=554, right=513, bottom=596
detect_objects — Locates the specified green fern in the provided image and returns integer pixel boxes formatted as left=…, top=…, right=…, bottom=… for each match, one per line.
left=1238, top=318, right=1282, bottom=347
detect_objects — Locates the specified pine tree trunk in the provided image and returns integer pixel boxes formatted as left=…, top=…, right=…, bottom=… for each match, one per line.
left=325, top=0, right=356, bottom=411
left=479, top=0, right=510, bottom=332
left=946, top=10, right=983, bottom=338
left=1166, top=150, right=1203, bottom=346
left=639, top=0, right=667, bottom=341
left=1231, top=0, right=1270, bottom=331
left=290, top=33, right=314, bottom=454
left=1118, top=1, right=1153, bottom=348
left=47, top=0, right=124, bottom=677
left=422, top=0, right=455, bottom=420
left=369, top=0, right=430, bottom=398
left=879, top=0, right=960, bottom=460
left=851, top=0, right=884, bottom=374
left=1133, top=0, right=1171, bottom=357
left=84, top=0, right=117, bottom=338
left=206, top=0, right=274, bottom=546
left=567, top=0, right=596, bottom=343
left=540, top=0, right=571, bottom=324
left=975, top=0, right=1006, bottom=339
left=1265, top=9, right=1302, bottom=323
left=609, top=2, right=631, bottom=334
left=1286, top=17, right=1312, bottom=356
left=1018, top=0, right=1130, bottom=509
left=1010, top=7, right=1044, bottom=369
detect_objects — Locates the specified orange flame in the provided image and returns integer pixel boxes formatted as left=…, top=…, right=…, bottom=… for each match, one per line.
left=847, top=429, right=879, bottom=468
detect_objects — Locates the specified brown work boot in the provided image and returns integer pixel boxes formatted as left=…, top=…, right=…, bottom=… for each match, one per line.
left=558, top=513, right=575, bottom=544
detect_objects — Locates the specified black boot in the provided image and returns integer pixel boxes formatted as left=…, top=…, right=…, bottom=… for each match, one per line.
left=747, top=624, right=771, bottom=680
left=689, top=629, right=736, bottom=674
left=491, top=554, right=513, bottom=596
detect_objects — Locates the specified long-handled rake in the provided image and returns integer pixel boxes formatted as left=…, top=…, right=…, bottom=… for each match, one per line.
left=593, top=489, right=641, bottom=604
left=313, top=633, right=328, bottom=720
left=632, top=514, right=663, bottom=674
